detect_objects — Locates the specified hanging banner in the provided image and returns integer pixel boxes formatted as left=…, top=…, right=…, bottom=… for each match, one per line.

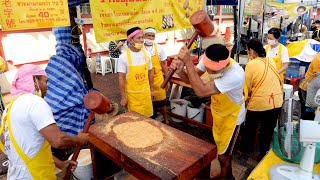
left=267, top=0, right=316, bottom=5
left=90, top=0, right=204, bottom=43
left=264, top=2, right=311, bottom=30
left=284, top=0, right=317, bottom=6
left=0, top=0, right=70, bottom=31
left=244, top=0, right=264, bottom=15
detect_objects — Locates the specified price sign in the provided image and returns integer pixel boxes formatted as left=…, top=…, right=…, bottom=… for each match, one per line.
left=0, top=0, right=70, bottom=31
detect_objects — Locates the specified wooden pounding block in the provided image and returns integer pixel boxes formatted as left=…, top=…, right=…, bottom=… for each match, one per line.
left=89, top=112, right=217, bottom=180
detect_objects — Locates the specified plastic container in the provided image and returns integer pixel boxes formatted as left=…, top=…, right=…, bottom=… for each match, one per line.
left=170, top=99, right=189, bottom=122
left=69, top=149, right=93, bottom=180
left=187, top=103, right=205, bottom=122
left=286, top=59, right=300, bottom=78
left=187, top=103, right=205, bottom=126
left=96, top=53, right=101, bottom=72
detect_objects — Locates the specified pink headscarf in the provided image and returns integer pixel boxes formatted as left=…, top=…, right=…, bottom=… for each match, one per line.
left=11, top=64, right=47, bottom=97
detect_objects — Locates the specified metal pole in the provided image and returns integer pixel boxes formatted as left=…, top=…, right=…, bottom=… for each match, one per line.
left=232, top=5, right=239, bottom=62
left=261, top=11, right=265, bottom=42
left=248, top=16, right=252, bottom=38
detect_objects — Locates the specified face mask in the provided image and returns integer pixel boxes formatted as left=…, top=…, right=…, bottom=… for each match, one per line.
left=207, top=68, right=226, bottom=80
left=208, top=73, right=223, bottom=80
left=134, top=43, right=144, bottom=50
left=267, top=39, right=277, bottom=46
left=145, top=39, right=154, bottom=45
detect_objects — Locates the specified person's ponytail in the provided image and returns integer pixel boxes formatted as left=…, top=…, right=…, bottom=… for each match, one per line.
left=247, top=38, right=266, bottom=58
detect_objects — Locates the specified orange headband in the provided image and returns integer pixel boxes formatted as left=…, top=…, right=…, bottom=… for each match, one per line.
left=203, top=54, right=230, bottom=71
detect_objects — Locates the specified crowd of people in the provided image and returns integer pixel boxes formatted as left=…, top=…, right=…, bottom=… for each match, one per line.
left=0, top=21, right=320, bottom=179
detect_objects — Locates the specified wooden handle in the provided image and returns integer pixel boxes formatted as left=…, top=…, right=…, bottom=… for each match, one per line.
left=161, top=31, right=200, bottom=89
left=64, top=111, right=95, bottom=179
left=161, top=69, right=176, bottom=89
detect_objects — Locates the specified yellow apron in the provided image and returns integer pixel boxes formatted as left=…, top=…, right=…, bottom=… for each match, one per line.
left=210, top=60, right=244, bottom=155
left=0, top=98, right=56, bottom=179
left=266, top=44, right=284, bottom=81
left=150, top=44, right=166, bottom=101
left=125, top=48, right=153, bottom=117
left=246, top=57, right=283, bottom=110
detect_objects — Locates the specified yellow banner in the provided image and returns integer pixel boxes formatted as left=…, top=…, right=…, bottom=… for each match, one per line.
left=265, top=2, right=311, bottom=29
left=0, top=0, right=70, bottom=31
left=244, top=0, right=264, bottom=15
left=90, top=0, right=204, bottom=43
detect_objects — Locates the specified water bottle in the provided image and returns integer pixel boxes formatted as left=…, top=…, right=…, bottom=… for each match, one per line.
left=96, top=53, right=101, bottom=71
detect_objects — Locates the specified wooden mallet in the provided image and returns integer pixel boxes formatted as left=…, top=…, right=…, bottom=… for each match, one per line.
left=64, top=91, right=111, bottom=179
left=161, top=10, right=214, bottom=89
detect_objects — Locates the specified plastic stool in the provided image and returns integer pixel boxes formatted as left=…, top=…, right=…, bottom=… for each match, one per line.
left=97, top=56, right=113, bottom=75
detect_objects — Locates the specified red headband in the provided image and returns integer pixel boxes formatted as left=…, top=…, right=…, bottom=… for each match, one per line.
left=203, top=54, right=230, bottom=71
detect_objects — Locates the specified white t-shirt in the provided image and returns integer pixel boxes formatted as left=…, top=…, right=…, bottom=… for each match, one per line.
left=264, top=44, right=290, bottom=64
left=144, top=44, right=167, bottom=61
left=1, top=94, right=56, bottom=180
left=196, top=58, right=245, bottom=125
left=118, top=49, right=153, bottom=77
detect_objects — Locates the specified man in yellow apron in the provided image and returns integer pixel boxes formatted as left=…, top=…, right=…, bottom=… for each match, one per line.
left=170, top=44, right=246, bottom=179
left=118, top=27, right=154, bottom=117
left=265, top=28, right=290, bottom=81
left=143, top=27, right=169, bottom=124
left=0, top=64, right=88, bottom=179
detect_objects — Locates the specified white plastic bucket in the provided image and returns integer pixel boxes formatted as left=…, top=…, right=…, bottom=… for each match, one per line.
left=187, top=103, right=205, bottom=126
left=69, top=149, right=93, bottom=180
left=170, top=99, right=189, bottom=122
left=283, top=84, right=293, bottom=100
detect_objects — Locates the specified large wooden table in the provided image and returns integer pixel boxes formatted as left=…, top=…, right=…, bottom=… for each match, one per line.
left=170, top=72, right=210, bottom=88
left=89, top=112, right=217, bottom=179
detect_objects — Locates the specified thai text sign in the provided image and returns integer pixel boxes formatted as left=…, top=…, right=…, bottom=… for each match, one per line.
left=244, top=0, right=264, bottom=15
left=90, top=0, right=204, bottom=43
left=0, top=0, right=70, bottom=31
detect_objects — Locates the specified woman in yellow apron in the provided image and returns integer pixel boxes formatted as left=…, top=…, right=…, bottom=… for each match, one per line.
left=239, top=38, right=283, bottom=161
left=0, top=64, right=86, bottom=179
left=171, top=44, right=246, bottom=179
left=265, top=28, right=290, bottom=82
left=119, top=27, right=154, bottom=117
left=144, top=27, right=169, bottom=124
